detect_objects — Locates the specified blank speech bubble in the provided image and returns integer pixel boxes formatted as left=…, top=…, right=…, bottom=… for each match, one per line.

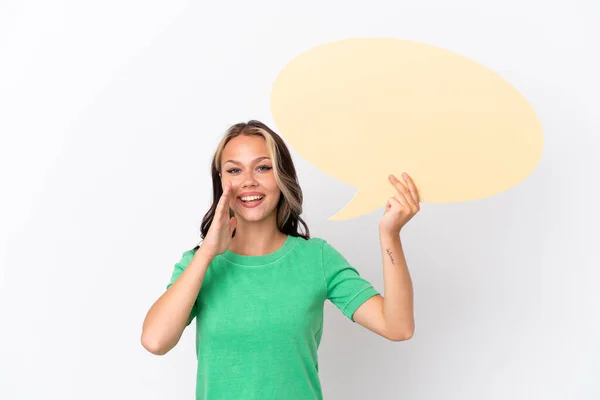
left=270, top=38, right=544, bottom=220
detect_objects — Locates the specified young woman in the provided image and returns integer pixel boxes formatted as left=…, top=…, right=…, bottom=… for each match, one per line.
left=141, top=120, right=419, bottom=399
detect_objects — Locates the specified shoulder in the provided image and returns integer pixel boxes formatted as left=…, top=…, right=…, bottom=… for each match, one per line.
left=282, top=236, right=328, bottom=264
left=293, top=236, right=347, bottom=254
left=293, top=235, right=327, bottom=251
left=300, top=236, right=326, bottom=245
left=300, top=236, right=341, bottom=252
left=176, top=246, right=199, bottom=266
left=291, top=236, right=346, bottom=267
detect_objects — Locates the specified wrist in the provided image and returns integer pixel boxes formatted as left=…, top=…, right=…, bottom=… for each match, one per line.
left=196, top=245, right=217, bottom=263
left=379, top=227, right=400, bottom=238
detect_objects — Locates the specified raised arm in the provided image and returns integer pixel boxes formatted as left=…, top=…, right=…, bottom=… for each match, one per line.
left=141, top=247, right=214, bottom=355
left=141, top=181, right=237, bottom=355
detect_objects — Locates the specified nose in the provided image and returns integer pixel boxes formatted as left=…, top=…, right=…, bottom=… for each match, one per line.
left=241, top=169, right=259, bottom=188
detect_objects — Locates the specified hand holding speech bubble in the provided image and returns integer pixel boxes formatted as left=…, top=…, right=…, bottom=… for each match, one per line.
left=270, top=38, right=544, bottom=220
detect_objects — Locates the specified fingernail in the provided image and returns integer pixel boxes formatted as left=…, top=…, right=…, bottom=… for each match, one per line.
left=389, top=174, right=394, bottom=180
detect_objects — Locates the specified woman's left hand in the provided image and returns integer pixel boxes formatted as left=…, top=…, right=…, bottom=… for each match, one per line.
left=379, top=173, right=421, bottom=236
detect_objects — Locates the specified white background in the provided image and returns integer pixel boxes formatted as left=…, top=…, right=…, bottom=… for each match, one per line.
left=1, top=1, right=598, bottom=399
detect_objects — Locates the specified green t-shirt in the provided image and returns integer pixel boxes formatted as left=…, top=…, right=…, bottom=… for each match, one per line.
left=166, top=234, right=380, bottom=400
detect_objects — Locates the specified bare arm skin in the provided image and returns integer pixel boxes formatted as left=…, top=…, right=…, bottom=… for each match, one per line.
left=141, top=247, right=215, bottom=355
left=141, top=181, right=237, bottom=355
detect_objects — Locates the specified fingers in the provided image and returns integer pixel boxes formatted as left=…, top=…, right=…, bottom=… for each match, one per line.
left=387, top=196, right=402, bottom=211
left=401, top=172, right=421, bottom=205
left=215, top=181, right=232, bottom=219
left=389, top=173, right=419, bottom=210
left=388, top=174, right=413, bottom=208
left=393, top=192, right=410, bottom=209
left=229, top=215, right=237, bottom=232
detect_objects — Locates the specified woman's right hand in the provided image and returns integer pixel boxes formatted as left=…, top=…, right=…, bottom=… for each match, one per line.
left=201, top=181, right=237, bottom=258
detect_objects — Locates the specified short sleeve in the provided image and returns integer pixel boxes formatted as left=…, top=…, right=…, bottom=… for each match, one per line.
left=321, top=239, right=380, bottom=322
left=166, top=249, right=198, bottom=326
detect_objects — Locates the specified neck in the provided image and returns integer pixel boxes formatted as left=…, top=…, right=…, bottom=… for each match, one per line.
left=229, top=218, right=287, bottom=256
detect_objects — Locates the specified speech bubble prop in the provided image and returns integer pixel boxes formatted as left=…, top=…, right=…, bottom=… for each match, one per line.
left=270, top=38, right=544, bottom=220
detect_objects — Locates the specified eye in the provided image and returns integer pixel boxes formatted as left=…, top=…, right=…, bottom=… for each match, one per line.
left=226, top=165, right=272, bottom=174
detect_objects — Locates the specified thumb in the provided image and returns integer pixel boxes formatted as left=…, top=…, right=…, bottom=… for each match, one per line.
left=383, top=202, right=391, bottom=215
left=229, top=216, right=237, bottom=233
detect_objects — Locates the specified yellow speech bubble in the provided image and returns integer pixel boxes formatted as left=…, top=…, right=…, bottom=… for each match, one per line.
left=270, top=38, right=544, bottom=220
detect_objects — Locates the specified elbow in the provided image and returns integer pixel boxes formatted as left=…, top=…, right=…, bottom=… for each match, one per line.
left=387, top=324, right=415, bottom=342
left=141, top=332, right=169, bottom=356
left=388, top=330, right=414, bottom=342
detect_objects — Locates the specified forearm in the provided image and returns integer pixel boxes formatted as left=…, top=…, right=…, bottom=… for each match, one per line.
left=379, top=230, right=415, bottom=338
left=141, top=247, right=213, bottom=355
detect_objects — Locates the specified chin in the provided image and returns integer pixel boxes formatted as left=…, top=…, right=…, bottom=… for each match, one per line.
left=235, top=205, right=277, bottom=222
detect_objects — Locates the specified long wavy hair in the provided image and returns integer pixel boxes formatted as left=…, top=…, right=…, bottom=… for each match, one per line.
left=192, top=120, right=310, bottom=251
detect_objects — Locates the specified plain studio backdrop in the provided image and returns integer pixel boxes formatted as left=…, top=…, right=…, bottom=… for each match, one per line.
left=1, top=1, right=598, bottom=399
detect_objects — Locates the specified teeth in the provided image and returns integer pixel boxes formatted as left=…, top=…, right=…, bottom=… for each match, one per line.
left=240, top=195, right=264, bottom=202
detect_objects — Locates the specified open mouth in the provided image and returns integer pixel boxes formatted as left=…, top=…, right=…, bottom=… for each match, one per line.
left=237, top=195, right=265, bottom=207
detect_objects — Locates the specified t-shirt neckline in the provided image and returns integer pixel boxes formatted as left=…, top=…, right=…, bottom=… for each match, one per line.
left=220, top=234, right=297, bottom=266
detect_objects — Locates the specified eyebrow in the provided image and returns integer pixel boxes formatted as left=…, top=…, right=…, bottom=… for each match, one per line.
left=224, top=156, right=271, bottom=165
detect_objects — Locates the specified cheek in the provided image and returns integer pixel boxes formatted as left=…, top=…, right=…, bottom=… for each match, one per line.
left=266, top=183, right=280, bottom=196
left=263, top=176, right=278, bottom=190
left=268, top=189, right=282, bottom=204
